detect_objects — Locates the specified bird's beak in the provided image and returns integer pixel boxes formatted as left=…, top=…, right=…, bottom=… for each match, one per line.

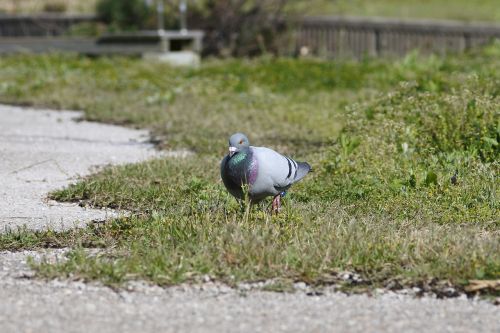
left=229, top=146, right=237, bottom=157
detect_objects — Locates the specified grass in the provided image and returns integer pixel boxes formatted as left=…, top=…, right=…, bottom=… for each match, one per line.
left=0, top=44, right=499, bottom=292
left=1, top=0, right=499, bottom=22
left=0, top=54, right=400, bottom=154
left=0, top=0, right=98, bottom=14
left=291, top=0, right=500, bottom=22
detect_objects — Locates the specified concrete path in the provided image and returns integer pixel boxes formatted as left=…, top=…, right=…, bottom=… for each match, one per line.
left=0, top=105, right=498, bottom=333
left=1, top=251, right=499, bottom=333
left=0, top=104, right=159, bottom=230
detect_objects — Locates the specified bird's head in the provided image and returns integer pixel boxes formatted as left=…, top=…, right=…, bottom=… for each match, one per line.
left=228, top=133, right=249, bottom=157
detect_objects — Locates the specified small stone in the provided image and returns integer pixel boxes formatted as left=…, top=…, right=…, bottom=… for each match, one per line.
left=340, top=272, right=353, bottom=281
left=351, top=274, right=362, bottom=283
left=441, top=287, right=459, bottom=298
left=412, top=287, right=422, bottom=295
left=294, top=282, right=307, bottom=290
left=306, top=287, right=325, bottom=296
left=238, top=283, right=251, bottom=291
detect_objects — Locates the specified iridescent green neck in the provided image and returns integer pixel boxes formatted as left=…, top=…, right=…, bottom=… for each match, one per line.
left=230, top=150, right=247, bottom=165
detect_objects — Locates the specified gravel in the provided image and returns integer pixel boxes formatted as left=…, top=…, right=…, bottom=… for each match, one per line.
left=1, top=250, right=499, bottom=333
left=0, top=105, right=498, bottom=333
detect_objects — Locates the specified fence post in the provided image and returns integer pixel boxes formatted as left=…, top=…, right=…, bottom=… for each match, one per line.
left=463, top=33, right=471, bottom=50
left=374, top=28, right=381, bottom=57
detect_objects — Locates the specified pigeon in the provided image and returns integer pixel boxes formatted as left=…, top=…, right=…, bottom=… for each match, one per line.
left=220, top=133, right=311, bottom=213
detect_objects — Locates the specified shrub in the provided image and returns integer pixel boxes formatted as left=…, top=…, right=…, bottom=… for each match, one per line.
left=96, top=0, right=152, bottom=31
left=43, top=2, right=67, bottom=13
left=184, top=0, right=289, bottom=56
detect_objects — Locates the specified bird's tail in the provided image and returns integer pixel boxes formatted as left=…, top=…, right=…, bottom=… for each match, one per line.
left=294, top=161, right=312, bottom=182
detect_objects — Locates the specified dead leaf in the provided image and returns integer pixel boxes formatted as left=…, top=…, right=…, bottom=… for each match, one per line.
left=465, top=280, right=500, bottom=292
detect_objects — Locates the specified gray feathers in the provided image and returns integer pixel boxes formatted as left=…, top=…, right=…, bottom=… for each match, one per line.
left=295, top=161, right=312, bottom=182
left=220, top=134, right=311, bottom=202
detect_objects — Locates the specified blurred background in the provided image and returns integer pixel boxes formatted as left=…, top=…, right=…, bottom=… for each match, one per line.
left=1, top=0, right=499, bottom=21
left=0, top=0, right=498, bottom=58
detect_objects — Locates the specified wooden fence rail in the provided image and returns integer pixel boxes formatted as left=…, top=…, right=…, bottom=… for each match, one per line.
left=0, top=14, right=95, bottom=37
left=0, top=14, right=499, bottom=58
left=293, top=16, right=500, bottom=58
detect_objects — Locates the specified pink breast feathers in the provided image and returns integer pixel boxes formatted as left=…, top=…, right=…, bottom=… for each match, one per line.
left=248, top=156, right=259, bottom=185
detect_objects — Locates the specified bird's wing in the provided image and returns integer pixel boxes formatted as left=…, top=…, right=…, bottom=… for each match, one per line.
left=252, top=147, right=310, bottom=191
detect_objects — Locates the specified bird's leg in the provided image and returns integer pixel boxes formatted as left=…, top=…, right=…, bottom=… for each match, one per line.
left=271, top=194, right=281, bottom=215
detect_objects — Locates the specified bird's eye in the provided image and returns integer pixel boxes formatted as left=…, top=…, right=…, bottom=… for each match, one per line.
left=239, top=140, right=243, bottom=144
